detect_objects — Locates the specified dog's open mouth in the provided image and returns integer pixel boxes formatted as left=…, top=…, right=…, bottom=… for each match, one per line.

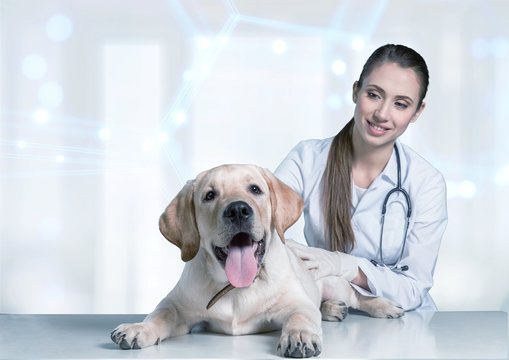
left=213, top=233, right=265, bottom=288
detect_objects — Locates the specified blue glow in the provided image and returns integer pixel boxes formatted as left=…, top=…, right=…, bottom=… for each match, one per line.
left=182, top=69, right=194, bottom=82
left=165, top=0, right=198, bottom=34
left=140, top=140, right=155, bottom=153
left=472, top=37, right=509, bottom=59
left=219, top=36, right=230, bottom=45
left=447, top=180, right=478, bottom=199
left=237, top=14, right=347, bottom=40
left=331, top=59, right=346, bottom=75
left=39, top=82, right=64, bottom=108
left=39, top=216, right=63, bottom=240
left=32, top=108, right=50, bottom=124
left=351, top=36, right=366, bottom=51
left=221, top=0, right=239, bottom=15
left=459, top=181, right=477, bottom=199
left=446, top=181, right=458, bottom=199
left=199, top=62, right=210, bottom=74
left=161, top=14, right=239, bottom=129
left=491, top=37, right=509, bottom=58
left=98, top=128, right=111, bottom=141
left=451, top=180, right=477, bottom=199
left=327, top=94, right=343, bottom=109
left=158, top=132, right=169, bottom=143
left=46, top=14, right=74, bottom=42
left=344, top=92, right=353, bottom=105
left=174, top=111, right=187, bottom=126
left=495, top=165, right=509, bottom=186
left=362, top=0, right=388, bottom=39
left=272, top=39, right=287, bottom=54
left=21, top=54, right=47, bottom=80
left=471, top=38, right=488, bottom=58
left=196, top=36, right=211, bottom=50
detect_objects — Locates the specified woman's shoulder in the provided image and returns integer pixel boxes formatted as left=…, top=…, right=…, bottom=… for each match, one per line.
left=275, top=136, right=334, bottom=194
left=290, top=136, right=334, bottom=159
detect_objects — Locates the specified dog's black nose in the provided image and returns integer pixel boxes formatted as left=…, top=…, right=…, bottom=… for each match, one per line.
left=224, top=201, right=253, bottom=226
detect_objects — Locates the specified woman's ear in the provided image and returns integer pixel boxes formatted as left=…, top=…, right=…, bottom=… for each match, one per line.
left=352, top=81, right=359, bottom=103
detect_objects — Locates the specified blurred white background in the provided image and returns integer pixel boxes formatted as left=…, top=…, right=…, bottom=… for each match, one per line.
left=1, top=0, right=508, bottom=314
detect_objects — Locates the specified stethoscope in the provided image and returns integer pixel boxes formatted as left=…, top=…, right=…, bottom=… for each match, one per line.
left=370, top=144, right=411, bottom=272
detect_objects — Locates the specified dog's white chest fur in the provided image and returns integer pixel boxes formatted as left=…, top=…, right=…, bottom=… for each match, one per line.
left=192, top=245, right=314, bottom=335
left=205, top=290, right=283, bottom=335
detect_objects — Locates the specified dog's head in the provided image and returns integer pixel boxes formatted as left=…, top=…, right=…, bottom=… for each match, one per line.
left=159, top=164, right=303, bottom=288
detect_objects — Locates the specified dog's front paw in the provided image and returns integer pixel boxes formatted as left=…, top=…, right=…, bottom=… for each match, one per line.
left=277, top=330, right=322, bottom=358
left=365, top=297, right=405, bottom=319
left=111, top=323, right=160, bottom=350
left=320, top=299, right=348, bottom=321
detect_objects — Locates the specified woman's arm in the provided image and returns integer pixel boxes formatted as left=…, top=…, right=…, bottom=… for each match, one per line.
left=289, top=170, right=447, bottom=311
left=356, top=172, right=448, bottom=310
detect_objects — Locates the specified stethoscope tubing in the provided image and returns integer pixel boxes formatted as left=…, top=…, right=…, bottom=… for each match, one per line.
left=374, top=144, right=411, bottom=272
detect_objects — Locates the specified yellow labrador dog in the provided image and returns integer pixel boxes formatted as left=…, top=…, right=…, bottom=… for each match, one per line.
left=111, top=164, right=403, bottom=357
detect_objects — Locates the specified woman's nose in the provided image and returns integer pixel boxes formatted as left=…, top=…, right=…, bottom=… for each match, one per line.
left=374, top=101, right=391, bottom=122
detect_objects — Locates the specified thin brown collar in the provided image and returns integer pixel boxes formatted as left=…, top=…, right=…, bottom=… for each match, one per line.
left=206, top=283, right=235, bottom=309
left=206, top=264, right=265, bottom=310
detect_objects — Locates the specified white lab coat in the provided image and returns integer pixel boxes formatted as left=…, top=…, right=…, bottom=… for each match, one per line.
left=274, top=137, right=448, bottom=311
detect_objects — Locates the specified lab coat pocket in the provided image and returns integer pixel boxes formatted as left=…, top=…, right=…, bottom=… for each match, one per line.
left=380, top=197, right=408, bottom=264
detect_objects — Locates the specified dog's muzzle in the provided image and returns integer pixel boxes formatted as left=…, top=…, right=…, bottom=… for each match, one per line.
left=213, top=232, right=265, bottom=288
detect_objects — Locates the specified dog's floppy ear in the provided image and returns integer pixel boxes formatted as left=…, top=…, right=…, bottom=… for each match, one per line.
left=159, top=180, right=200, bottom=262
left=261, top=168, right=304, bottom=242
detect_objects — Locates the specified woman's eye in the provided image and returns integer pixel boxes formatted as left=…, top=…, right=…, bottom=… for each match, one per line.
left=204, top=191, right=216, bottom=201
left=367, top=91, right=379, bottom=99
left=395, top=101, right=408, bottom=109
left=250, top=185, right=262, bottom=195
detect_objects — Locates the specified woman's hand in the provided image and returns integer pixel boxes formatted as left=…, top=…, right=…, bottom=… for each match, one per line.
left=286, top=239, right=360, bottom=281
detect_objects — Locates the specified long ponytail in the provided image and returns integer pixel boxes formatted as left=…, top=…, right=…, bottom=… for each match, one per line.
left=322, top=118, right=355, bottom=252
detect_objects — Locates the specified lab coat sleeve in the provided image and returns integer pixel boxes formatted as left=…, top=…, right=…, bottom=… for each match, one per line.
left=355, top=172, right=448, bottom=311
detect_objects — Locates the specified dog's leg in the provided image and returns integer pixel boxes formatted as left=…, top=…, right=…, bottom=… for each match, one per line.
left=111, top=296, right=192, bottom=349
left=277, top=308, right=322, bottom=358
left=354, top=293, right=404, bottom=319
left=318, top=276, right=355, bottom=321
left=318, top=276, right=404, bottom=319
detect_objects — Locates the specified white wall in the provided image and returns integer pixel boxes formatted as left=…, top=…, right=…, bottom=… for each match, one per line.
left=1, top=0, right=508, bottom=314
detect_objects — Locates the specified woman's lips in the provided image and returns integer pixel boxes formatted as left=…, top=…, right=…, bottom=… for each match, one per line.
left=366, top=120, right=389, bottom=136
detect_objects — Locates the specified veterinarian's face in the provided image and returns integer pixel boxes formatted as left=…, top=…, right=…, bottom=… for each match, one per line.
left=352, top=62, right=425, bottom=149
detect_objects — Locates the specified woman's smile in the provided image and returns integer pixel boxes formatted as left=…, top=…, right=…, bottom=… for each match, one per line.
left=366, top=119, right=389, bottom=136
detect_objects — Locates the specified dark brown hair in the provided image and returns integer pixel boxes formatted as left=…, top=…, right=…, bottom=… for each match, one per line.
left=322, top=44, right=429, bottom=252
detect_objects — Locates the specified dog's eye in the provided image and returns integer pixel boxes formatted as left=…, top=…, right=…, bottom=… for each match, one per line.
left=250, top=185, right=262, bottom=195
left=204, top=190, right=216, bottom=201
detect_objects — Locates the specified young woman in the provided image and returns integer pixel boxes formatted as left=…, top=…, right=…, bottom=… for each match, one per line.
left=274, top=44, right=447, bottom=311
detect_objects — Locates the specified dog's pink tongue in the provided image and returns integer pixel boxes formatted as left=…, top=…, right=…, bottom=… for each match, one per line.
left=225, top=237, right=258, bottom=288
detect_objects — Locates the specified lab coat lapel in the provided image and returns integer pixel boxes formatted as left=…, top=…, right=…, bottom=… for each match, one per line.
left=351, top=144, right=400, bottom=216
